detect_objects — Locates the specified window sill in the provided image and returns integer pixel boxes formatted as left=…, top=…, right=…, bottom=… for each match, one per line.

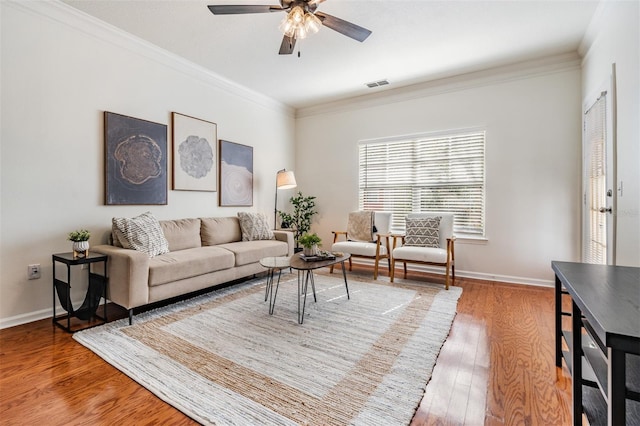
left=454, top=234, right=488, bottom=244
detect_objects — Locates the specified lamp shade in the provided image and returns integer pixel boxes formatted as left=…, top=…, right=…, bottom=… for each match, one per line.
left=276, top=170, right=297, bottom=190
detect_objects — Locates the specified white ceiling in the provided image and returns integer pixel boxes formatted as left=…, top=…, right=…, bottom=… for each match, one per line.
left=63, top=0, right=600, bottom=109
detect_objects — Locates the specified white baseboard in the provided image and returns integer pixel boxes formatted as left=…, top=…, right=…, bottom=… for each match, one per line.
left=352, top=258, right=554, bottom=287
left=0, top=299, right=101, bottom=330
left=0, top=307, right=53, bottom=330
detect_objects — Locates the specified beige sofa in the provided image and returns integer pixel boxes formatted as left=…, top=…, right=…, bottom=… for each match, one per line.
left=92, top=216, right=294, bottom=323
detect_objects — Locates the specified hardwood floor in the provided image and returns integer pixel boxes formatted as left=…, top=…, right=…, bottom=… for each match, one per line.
left=0, top=266, right=572, bottom=425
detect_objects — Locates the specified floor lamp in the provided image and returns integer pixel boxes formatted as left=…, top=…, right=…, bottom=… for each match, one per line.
left=274, top=169, right=297, bottom=229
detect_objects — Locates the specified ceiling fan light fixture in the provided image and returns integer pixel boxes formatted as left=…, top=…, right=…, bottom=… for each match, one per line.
left=279, top=4, right=321, bottom=40
left=304, top=12, right=322, bottom=34
left=296, top=23, right=308, bottom=39
left=279, top=16, right=295, bottom=36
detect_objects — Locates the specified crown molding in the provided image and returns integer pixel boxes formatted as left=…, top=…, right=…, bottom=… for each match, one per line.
left=5, top=0, right=295, bottom=118
left=296, top=51, right=582, bottom=119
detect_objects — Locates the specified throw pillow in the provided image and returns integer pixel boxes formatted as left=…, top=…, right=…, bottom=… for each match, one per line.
left=405, top=216, right=441, bottom=248
left=237, top=212, right=274, bottom=241
left=347, top=210, right=375, bottom=242
left=112, top=211, right=170, bottom=257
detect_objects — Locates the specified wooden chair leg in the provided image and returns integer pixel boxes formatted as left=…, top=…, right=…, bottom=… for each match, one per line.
left=330, top=265, right=334, bottom=274
left=445, top=263, right=450, bottom=290
left=348, top=257, right=353, bottom=271
left=373, top=257, right=379, bottom=280
left=390, top=258, right=395, bottom=282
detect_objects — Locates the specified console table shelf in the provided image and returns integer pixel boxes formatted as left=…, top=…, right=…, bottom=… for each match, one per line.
left=553, top=261, right=640, bottom=426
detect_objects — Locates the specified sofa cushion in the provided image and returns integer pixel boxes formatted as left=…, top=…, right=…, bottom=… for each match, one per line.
left=160, top=218, right=202, bottom=252
left=332, top=241, right=388, bottom=257
left=237, top=212, right=274, bottom=241
left=201, top=217, right=242, bottom=246
left=393, top=246, right=448, bottom=263
left=148, top=246, right=235, bottom=287
left=218, top=240, right=288, bottom=266
left=112, top=211, right=170, bottom=257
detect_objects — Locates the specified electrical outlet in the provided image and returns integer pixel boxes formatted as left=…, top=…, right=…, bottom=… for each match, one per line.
left=27, top=264, right=41, bottom=280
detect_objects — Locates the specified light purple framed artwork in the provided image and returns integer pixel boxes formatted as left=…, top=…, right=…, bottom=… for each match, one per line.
left=219, top=140, right=253, bottom=207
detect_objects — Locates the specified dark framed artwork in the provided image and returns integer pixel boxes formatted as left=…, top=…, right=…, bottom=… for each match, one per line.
left=104, top=111, right=167, bottom=205
left=219, top=140, right=253, bottom=207
left=171, top=112, right=217, bottom=191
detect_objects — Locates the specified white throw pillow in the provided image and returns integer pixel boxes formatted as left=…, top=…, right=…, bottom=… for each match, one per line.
left=112, top=211, right=170, bottom=257
left=237, top=212, right=274, bottom=241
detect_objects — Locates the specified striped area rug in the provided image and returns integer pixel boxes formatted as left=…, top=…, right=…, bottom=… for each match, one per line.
left=74, top=272, right=462, bottom=425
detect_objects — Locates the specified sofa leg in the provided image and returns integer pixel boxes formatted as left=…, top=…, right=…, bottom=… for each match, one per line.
left=128, top=309, right=133, bottom=325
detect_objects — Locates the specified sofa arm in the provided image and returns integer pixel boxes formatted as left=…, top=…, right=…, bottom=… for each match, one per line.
left=273, top=230, right=295, bottom=256
left=91, top=244, right=150, bottom=309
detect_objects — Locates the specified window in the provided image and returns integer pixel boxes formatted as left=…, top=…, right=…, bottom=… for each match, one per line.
left=359, top=129, right=485, bottom=237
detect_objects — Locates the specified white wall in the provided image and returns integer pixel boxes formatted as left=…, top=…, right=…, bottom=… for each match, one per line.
left=295, top=59, right=583, bottom=285
left=0, top=1, right=295, bottom=327
left=581, top=0, right=640, bottom=267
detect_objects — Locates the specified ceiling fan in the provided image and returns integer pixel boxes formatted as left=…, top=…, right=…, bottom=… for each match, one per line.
left=207, top=0, right=372, bottom=55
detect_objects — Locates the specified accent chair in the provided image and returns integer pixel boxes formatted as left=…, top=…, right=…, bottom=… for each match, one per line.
left=390, top=212, right=455, bottom=289
left=330, top=211, right=392, bottom=280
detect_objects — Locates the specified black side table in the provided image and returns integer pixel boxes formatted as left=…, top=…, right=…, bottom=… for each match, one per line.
left=52, top=252, right=108, bottom=332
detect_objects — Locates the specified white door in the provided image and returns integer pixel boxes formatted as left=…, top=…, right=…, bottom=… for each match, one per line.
left=582, top=71, right=616, bottom=265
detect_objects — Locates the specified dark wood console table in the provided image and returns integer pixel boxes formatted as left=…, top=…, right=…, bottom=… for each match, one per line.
left=552, top=261, right=640, bottom=425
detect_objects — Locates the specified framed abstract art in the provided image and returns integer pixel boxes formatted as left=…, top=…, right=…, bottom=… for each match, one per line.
left=171, top=112, right=217, bottom=192
left=104, top=111, right=167, bottom=205
left=219, top=140, right=253, bottom=207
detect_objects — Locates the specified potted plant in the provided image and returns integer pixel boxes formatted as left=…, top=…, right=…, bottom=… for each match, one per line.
left=278, top=191, right=317, bottom=250
left=68, top=229, right=90, bottom=257
left=299, top=233, right=321, bottom=256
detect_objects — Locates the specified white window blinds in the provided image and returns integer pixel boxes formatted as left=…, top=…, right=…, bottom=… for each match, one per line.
left=584, top=95, right=607, bottom=264
left=359, top=130, right=485, bottom=236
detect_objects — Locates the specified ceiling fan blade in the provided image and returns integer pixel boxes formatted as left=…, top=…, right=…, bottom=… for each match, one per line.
left=279, top=35, right=296, bottom=55
left=207, top=5, right=283, bottom=15
left=315, top=12, right=372, bottom=42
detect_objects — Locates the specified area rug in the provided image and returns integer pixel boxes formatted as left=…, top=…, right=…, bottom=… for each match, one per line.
left=74, top=273, right=462, bottom=425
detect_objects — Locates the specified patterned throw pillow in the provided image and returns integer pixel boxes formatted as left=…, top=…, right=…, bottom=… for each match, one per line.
left=237, top=212, right=274, bottom=241
left=347, top=210, right=375, bottom=242
left=112, top=211, right=170, bottom=257
left=405, top=217, right=441, bottom=248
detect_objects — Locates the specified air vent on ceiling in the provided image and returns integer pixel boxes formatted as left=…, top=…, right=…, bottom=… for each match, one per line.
left=366, top=79, right=390, bottom=88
